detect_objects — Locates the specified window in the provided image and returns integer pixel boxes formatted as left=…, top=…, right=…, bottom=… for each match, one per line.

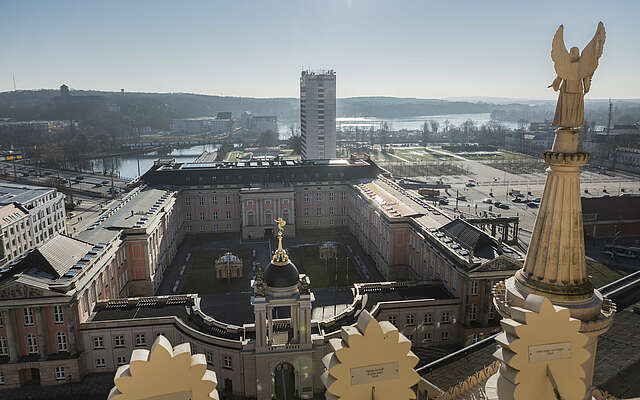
left=329, top=192, right=335, bottom=201
left=304, top=193, right=310, bottom=203
left=206, top=351, right=213, bottom=364
left=0, top=371, right=4, bottom=385
left=441, top=331, right=449, bottom=341
left=117, top=356, right=127, bottom=366
left=316, top=208, right=322, bottom=217
left=23, top=307, right=34, bottom=326
left=304, top=207, right=309, bottom=217
left=186, top=211, right=192, bottom=221
left=185, top=197, right=191, bottom=206
left=388, top=315, right=396, bottom=326
left=56, top=332, right=68, bottom=352
left=265, top=200, right=271, bottom=206
left=423, top=332, right=432, bottom=342
left=424, top=313, right=432, bottom=324
left=136, top=334, right=145, bottom=346
left=226, top=210, right=231, bottom=219
left=441, top=312, right=450, bottom=323
left=0, top=313, right=3, bottom=328
left=213, top=211, right=218, bottom=220
left=26, top=334, right=38, bottom=354
left=471, top=281, right=479, bottom=296
left=53, top=305, right=64, bottom=323
left=472, top=333, right=480, bottom=344
left=0, top=336, right=8, bottom=356
left=55, top=366, right=65, bottom=381
left=406, top=313, right=415, bottom=325
left=114, top=335, right=125, bottom=347
left=247, top=211, right=255, bottom=226
left=223, top=355, right=232, bottom=369
left=340, top=207, right=345, bottom=216
left=200, top=211, right=205, bottom=220
left=470, top=304, right=478, bottom=321
left=199, top=197, right=205, bottom=206
left=316, top=192, right=322, bottom=201
left=225, top=195, right=231, bottom=205
left=329, top=207, right=334, bottom=216
left=96, top=358, right=106, bottom=368
left=342, top=192, right=346, bottom=201
left=93, top=336, right=104, bottom=349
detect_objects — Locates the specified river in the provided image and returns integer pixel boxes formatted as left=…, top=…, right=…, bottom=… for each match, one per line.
left=278, top=112, right=519, bottom=138
left=100, top=113, right=514, bottom=179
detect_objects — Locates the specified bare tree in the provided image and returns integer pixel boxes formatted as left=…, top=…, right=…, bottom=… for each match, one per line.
left=429, top=120, right=439, bottom=137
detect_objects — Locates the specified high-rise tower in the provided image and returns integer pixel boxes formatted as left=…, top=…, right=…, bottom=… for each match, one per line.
left=300, top=70, right=336, bottom=159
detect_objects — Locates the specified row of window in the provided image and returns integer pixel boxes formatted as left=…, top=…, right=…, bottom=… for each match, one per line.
left=186, top=210, right=233, bottom=221
left=303, top=207, right=345, bottom=217
left=388, top=311, right=452, bottom=327
left=0, top=332, right=68, bottom=356
left=303, top=191, right=346, bottom=202
left=93, top=333, right=147, bottom=349
left=405, top=330, right=450, bottom=343
left=185, top=195, right=232, bottom=206
left=21, top=305, right=65, bottom=326
left=0, top=367, right=68, bottom=385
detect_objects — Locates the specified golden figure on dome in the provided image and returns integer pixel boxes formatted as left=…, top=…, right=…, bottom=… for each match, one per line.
left=271, top=218, right=290, bottom=266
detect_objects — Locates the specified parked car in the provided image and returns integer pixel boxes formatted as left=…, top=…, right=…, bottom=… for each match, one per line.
left=457, top=195, right=467, bottom=201
left=532, top=197, right=541, bottom=203
left=102, top=180, right=109, bottom=184
left=482, top=198, right=493, bottom=204
left=527, top=202, right=539, bottom=208
left=496, top=203, right=510, bottom=210
left=512, top=197, right=523, bottom=203
left=465, top=182, right=476, bottom=187
left=439, top=198, right=449, bottom=205
left=76, top=175, right=84, bottom=180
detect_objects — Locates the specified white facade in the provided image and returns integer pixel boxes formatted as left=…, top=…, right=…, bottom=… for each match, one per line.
left=0, top=204, right=30, bottom=266
left=300, top=70, right=336, bottom=159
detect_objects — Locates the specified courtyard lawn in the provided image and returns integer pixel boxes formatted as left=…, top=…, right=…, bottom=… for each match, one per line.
left=288, top=243, right=362, bottom=288
left=181, top=242, right=253, bottom=294
left=586, top=258, right=629, bottom=289
left=463, top=151, right=535, bottom=161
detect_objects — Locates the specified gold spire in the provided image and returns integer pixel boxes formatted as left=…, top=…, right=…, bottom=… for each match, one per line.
left=271, top=218, right=290, bottom=266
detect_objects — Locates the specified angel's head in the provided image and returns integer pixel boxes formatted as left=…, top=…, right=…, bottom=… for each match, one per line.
left=570, top=47, right=580, bottom=61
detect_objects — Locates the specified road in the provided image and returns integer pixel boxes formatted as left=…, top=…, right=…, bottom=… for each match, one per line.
left=401, top=147, right=640, bottom=251
left=0, top=160, right=130, bottom=198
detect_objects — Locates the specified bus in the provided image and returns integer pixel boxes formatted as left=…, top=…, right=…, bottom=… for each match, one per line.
left=602, top=245, right=640, bottom=260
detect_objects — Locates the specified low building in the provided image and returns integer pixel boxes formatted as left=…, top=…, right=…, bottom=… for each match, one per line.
left=615, top=147, right=640, bottom=174
left=215, top=253, right=242, bottom=279
left=169, top=118, right=215, bottom=134
left=0, top=204, right=31, bottom=267
left=250, top=116, right=278, bottom=134
left=582, top=195, right=640, bottom=239
left=0, top=183, right=66, bottom=265
left=211, top=118, right=232, bottom=134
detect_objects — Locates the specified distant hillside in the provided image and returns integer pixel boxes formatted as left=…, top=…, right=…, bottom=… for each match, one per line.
left=0, top=89, right=637, bottom=126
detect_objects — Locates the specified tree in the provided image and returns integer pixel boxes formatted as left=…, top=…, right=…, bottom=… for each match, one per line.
left=258, top=130, right=278, bottom=147
left=429, top=120, right=439, bottom=137
left=287, top=134, right=303, bottom=155
left=422, top=122, right=429, bottom=146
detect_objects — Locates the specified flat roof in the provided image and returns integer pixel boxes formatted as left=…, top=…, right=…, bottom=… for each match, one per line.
left=0, top=182, right=55, bottom=206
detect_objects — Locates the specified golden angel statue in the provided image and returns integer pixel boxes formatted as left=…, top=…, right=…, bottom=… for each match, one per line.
left=549, top=22, right=605, bottom=128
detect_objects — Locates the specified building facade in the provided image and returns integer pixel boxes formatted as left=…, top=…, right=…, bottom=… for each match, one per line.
left=300, top=70, right=337, bottom=159
left=0, top=183, right=66, bottom=267
left=0, top=157, right=524, bottom=393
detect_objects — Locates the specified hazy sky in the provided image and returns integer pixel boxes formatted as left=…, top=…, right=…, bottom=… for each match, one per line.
left=2, top=0, right=639, bottom=99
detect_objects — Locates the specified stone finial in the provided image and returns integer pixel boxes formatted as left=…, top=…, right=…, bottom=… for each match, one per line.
left=321, top=310, right=420, bottom=400
left=492, top=295, right=590, bottom=400
left=108, top=335, right=219, bottom=400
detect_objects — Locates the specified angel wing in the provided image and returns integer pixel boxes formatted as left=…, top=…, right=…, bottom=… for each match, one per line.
left=551, top=25, right=572, bottom=79
left=579, top=21, right=606, bottom=78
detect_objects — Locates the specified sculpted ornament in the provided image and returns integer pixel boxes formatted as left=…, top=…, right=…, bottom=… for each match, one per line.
left=549, top=22, right=605, bottom=128
left=108, top=335, right=218, bottom=400
left=321, top=310, right=420, bottom=400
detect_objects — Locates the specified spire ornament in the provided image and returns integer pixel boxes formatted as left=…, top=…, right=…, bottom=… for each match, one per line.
left=271, top=218, right=290, bottom=266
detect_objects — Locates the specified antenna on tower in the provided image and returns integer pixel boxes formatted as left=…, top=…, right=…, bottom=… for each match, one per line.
left=12, top=73, right=16, bottom=92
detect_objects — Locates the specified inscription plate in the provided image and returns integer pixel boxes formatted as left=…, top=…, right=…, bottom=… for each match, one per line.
left=528, top=342, right=571, bottom=362
left=350, top=362, right=399, bottom=385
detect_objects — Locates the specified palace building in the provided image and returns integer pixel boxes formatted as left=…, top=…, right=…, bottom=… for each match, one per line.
left=0, top=156, right=524, bottom=396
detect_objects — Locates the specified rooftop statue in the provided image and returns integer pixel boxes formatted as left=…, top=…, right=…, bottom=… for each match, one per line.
left=549, top=22, right=606, bottom=128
